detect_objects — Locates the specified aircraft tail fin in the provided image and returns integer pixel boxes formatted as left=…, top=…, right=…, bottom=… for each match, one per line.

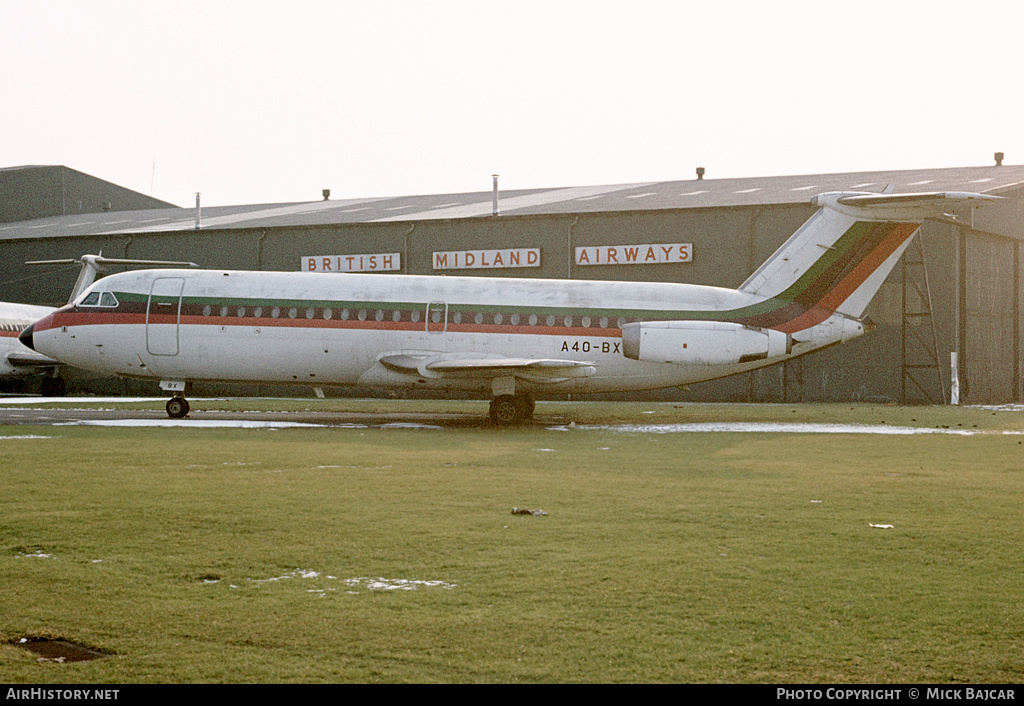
left=738, top=191, right=999, bottom=329
left=27, top=254, right=200, bottom=304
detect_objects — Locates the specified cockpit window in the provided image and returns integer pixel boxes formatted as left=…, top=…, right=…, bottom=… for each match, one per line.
left=79, top=291, right=119, bottom=307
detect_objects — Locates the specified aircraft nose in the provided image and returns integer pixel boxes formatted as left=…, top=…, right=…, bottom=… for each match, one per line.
left=19, top=323, right=36, bottom=351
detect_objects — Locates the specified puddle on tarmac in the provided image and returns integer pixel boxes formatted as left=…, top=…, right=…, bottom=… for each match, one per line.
left=572, top=422, right=1023, bottom=435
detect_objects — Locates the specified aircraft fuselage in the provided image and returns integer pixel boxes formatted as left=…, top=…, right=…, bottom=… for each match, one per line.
left=23, top=268, right=853, bottom=396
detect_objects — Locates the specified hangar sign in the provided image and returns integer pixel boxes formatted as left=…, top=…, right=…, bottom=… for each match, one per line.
left=302, top=253, right=401, bottom=272
left=433, top=248, right=541, bottom=270
left=575, top=243, right=692, bottom=266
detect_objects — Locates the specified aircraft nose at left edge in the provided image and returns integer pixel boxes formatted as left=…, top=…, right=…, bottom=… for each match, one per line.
left=19, top=322, right=36, bottom=351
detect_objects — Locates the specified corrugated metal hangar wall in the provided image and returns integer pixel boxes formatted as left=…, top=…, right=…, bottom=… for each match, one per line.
left=0, top=165, right=175, bottom=223
left=3, top=165, right=1023, bottom=404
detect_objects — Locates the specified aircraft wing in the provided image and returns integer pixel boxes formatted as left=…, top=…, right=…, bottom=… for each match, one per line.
left=5, top=350, right=60, bottom=368
left=379, top=352, right=596, bottom=383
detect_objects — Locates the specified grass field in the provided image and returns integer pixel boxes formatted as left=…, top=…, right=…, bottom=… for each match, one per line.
left=1, top=400, right=1022, bottom=683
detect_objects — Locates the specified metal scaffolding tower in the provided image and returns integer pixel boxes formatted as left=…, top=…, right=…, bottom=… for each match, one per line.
left=901, top=233, right=946, bottom=404
left=782, top=356, right=804, bottom=403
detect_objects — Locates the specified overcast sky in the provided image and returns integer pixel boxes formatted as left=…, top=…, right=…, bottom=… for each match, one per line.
left=4, top=0, right=1021, bottom=207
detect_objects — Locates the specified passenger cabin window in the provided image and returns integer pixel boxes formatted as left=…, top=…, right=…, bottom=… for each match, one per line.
left=80, top=291, right=119, bottom=307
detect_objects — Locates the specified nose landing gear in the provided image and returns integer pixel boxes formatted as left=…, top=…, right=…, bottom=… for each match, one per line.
left=165, top=395, right=190, bottom=419
left=159, top=381, right=191, bottom=419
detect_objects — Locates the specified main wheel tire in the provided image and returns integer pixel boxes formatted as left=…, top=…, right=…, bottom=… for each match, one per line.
left=166, top=397, right=190, bottom=419
left=489, top=395, right=526, bottom=426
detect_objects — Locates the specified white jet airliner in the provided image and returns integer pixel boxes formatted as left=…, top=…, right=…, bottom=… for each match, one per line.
left=1, top=301, right=64, bottom=395
left=2, top=255, right=198, bottom=396
left=20, top=191, right=998, bottom=423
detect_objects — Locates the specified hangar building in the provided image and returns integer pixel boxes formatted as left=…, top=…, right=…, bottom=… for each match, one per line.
left=1, top=165, right=175, bottom=223
left=2, top=161, right=1023, bottom=404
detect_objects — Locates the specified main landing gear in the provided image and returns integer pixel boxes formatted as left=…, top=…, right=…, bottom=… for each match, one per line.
left=40, top=375, right=67, bottom=397
left=488, top=394, right=535, bottom=426
left=166, top=395, right=190, bottom=419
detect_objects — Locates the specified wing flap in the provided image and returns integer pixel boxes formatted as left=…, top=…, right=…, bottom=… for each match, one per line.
left=378, top=352, right=596, bottom=383
left=425, top=358, right=591, bottom=372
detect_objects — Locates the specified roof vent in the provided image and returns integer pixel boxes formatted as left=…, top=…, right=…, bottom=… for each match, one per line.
left=696, top=167, right=705, bottom=181
left=994, top=152, right=1004, bottom=167
left=492, top=174, right=500, bottom=216
left=322, top=189, right=331, bottom=201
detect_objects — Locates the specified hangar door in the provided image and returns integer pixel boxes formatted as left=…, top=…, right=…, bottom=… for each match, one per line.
left=146, top=277, right=184, bottom=356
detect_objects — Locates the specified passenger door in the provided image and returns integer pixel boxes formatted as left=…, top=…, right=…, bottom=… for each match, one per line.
left=146, top=277, right=184, bottom=356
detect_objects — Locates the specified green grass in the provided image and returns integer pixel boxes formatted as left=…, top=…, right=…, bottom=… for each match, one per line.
left=1, top=401, right=1023, bottom=682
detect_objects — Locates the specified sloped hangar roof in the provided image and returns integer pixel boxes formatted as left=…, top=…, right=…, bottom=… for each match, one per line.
left=2, top=164, right=1022, bottom=241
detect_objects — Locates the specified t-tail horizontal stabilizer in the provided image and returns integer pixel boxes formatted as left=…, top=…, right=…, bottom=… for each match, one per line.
left=819, top=190, right=1002, bottom=220
left=27, top=254, right=200, bottom=304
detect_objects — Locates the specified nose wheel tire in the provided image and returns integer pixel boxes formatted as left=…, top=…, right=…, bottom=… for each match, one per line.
left=166, top=396, right=190, bottom=419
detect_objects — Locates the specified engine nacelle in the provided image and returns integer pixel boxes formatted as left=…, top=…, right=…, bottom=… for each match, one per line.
left=621, top=320, right=791, bottom=366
